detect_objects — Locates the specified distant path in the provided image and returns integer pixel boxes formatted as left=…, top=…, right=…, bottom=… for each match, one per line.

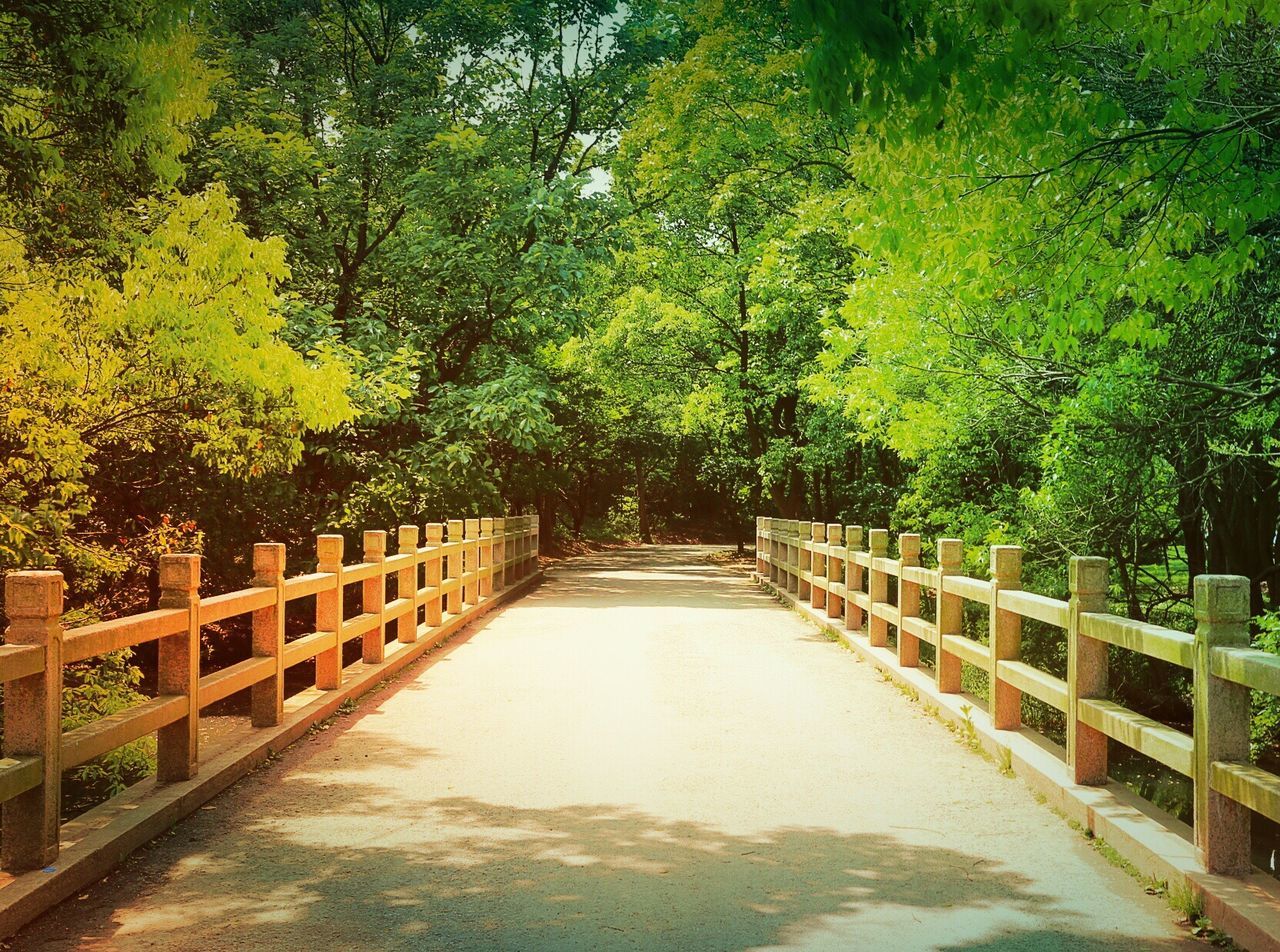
left=15, top=546, right=1195, bottom=951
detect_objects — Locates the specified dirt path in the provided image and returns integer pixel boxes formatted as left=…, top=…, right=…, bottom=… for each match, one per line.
left=14, top=546, right=1198, bottom=951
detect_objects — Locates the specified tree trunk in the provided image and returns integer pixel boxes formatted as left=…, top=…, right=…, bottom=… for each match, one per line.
left=1204, top=456, right=1280, bottom=617
left=1175, top=479, right=1207, bottom=602
left=636, top=457, right=653, bottom=544
left=537, top=494, right=556, bottom=552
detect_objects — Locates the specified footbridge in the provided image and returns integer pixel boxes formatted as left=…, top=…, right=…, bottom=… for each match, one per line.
left=0, top=517, right=1279, bottom=949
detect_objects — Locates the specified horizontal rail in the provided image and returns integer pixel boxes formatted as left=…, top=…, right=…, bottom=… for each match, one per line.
left=997, top=589, right=1069, bottom=629
left=198, top=587, right=275, bottom=626
left=64, top=609, right=188, bottom=663
left=1079, top=613, right=1193, bottom=669
left=940, top=634, right=989, bottom=669
left=0, top=644, right=43, bottom=683
left=1077, top=699, right=1192, bottom=776
left=343, top=562, right=382, bottom=584
left=900, top=565, right=937, bottom=588
left=996, top=660, right=1067, bottom=712
left=0, top=756, right=41, bottom=803
left=1210, top=645, right=1280, bottom=695
left=941, top=575, right=991, bottom=605
left=383, top=552, right=415, bottom=572
left=283, top=630, right=337, bottom=668
left=340, top=612, right=380, bottom=642
left=383, top=597, right=415, bottom=622
left=900, top=615, right=938, bottom=646
left=284, top=572, right=333, bottom=600
left=62, top=695, right=187, bottom=769
left=1210, top=761, right=1280, bottom=827
left=872, top=558, right=900, bottom=578
left=198, top=656, right=276, bottom=708
left=871, top=602, right=900, bottom=628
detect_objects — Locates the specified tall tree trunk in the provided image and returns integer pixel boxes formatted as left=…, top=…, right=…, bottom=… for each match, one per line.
left=636, top=456, right=652, bottom=544
left=1175, top=479, right=1207, bottom=602
left=1205, top=456, right=1280, bottom=617
left=537, top=494, right=556, bottom=552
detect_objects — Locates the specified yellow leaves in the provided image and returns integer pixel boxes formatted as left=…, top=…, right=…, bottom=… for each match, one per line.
left=116, top=25, right=214, bottom=186
left=0, top=184, right=355, bottom=499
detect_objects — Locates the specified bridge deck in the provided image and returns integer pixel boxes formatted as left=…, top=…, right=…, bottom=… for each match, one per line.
left=16, top=546, right=1195, bottom=951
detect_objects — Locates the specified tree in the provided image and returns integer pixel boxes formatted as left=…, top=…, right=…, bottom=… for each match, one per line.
left=799, top=0, right=1280, bottom=612
left=196, top=0, right=685, bottom=534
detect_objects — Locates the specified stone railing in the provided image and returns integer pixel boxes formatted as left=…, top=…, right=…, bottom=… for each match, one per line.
left=756, top=516, right=1277, bottom=880
left=0, top=514, right=540, bottom=873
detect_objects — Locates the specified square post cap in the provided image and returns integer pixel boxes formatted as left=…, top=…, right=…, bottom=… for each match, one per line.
left=4, top=571, right=63, bottom=618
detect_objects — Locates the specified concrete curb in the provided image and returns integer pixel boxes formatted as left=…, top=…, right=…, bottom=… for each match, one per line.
left=755, top=572, right=1280, bottom=952
left=0, top=570, right=543, bottom=939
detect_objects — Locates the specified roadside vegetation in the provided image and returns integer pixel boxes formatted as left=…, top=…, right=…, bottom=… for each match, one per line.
left=3, top=0, right=1280, bottom=830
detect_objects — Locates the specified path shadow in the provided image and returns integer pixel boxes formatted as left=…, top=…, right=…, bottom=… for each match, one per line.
left=17, top=766, right=1192, bottom=951
left=12, top=546, right=1195, bottom=952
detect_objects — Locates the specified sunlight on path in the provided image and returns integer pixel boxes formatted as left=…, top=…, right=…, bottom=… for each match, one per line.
left=15, top=547, right=1196, bottom=951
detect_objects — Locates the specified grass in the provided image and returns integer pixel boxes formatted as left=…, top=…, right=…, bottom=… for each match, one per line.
left=1051, top=809, right=1240, bottom=948
left=997, top=745, right=1014, bottom=777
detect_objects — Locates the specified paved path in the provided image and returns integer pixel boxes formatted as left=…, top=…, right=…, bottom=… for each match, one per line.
left=16, top=547, right=1196, bottom=951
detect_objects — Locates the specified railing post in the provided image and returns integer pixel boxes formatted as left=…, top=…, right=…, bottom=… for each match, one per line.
left=517, top=515, right=525, bottom=578
left=845, top=526, right=865, bottom=631
left=786, top=520, right=799, bottom=594
left=990, top=545, right=1023, bottom=731
left=479, top=517, right=494, bottom=599
left=936, top=539, right=964, bottom=693
left=898, top=534, right=922, bottom=667
left=756, top=517, right=766, bottom=576
left=398, top=526, right=419, bottom=644
left=2, top=571, right=63, bottom=871
left=798, top=522, right=813, bottom=602
left=464, top=518, right=480, bottom=605
left=811, top=522, right=827, bottom=612
left=512, top=514, right=522, bottom=580
left=519, top=515, right=525, bottom=576
left=868, top=529, right=889, bottom=647
left=157, top=553, right=200, bottom=782
left=446, top=520, right=464, bottom=613
left=251, top=543, right=286, bottom=728
left=1194, top=574, right=1252, bottom=874
left=826, top=523, right=844, bottom=619
left=315, top=534, right=344, bottom=690
left=424, top=523, right=444, bottom=626
left=530, top=510, right=539, bottom=569
left=492, top=517, right=506, bottom=590
left=362, top=530, right=387, bottom=664
left=768, top=518, right=780, bottom=584
left=1068, top=556, right=1109, bottom=784
left=514, top=515, right=525, bottom=580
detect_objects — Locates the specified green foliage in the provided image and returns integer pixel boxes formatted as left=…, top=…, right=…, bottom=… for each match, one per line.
left=0, top=186, right=354, bottom=581
left=1251, top=612, right=1280, bottom=758
left=15, top=0, right=1280, bottom=823
left=61, top=650, right=155, bottom=800
left=0, top=1, right=214, bottom=258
